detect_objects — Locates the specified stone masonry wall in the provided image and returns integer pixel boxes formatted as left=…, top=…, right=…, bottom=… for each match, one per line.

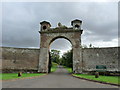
left=1, top=47, right=40, bottom=73
left=82, top=47, right=119, bottom=72
left=0, top=47, right=119, bottom=73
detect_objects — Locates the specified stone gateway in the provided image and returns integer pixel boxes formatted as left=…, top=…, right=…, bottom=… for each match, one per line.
left=38, top=19, right=83, bottom=73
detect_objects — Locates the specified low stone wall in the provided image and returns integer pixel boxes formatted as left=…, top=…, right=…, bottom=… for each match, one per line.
left=1, top=47, right=40, bottom=73
left=82, top=47, right=119, bottom=72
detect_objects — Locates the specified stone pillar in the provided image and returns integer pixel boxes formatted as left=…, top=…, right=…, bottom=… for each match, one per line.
left=38, top=33, right=49, bottom=73
left=72, top=36, right=82, bottom=74
left=38, top=48, right=49, bottom=73
left=73, top=47, right=82, bottom=73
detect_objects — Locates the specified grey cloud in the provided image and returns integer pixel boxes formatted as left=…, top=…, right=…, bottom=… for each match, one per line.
left=118, top=2, right=120, bottom=39
left=2, top=2, right=118, bottom=49
left=50, top=39, right=72, bottom=51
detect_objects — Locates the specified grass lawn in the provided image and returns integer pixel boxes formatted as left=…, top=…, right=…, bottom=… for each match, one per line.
left=64, top=67, right=72, bottom=73
left=73, top=74, right=119, bottom=85
left=65, top=67, right=119, bottom=85
left=0, top=62, right=58, bottom=80
left=51, top=62, right=58, bottom=72
left=0, top=73, right=45, bottom=80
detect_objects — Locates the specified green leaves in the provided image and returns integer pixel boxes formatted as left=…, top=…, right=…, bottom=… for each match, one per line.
left=61, top=50, right=73, bottom=68
left=50, top=50, right=60, bottom=64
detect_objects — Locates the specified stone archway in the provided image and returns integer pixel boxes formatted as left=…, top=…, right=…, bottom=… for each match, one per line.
left=48, top=36, right=73, bottom=73
left=38, top=20, right=83, bottom=74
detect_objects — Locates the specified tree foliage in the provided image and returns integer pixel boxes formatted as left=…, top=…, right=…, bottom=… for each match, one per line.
left=60, top=50, right=73, bottom=68
left=50, top=49, right=73, bottom=68
left=50, top=49, right=60, bottom=64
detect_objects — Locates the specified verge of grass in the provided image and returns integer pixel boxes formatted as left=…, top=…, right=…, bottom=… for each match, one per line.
left=73, top=74, right=119, bottom=85
left=51, top=62, right=58, bottom=72
left=0, top=73, right=2, bottom=80
left=65, top=67, right=72, bottom=73
left=1, top=73, right=45, bottom=80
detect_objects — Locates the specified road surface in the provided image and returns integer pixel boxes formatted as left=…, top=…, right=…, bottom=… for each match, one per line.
left=2, top=67, right=118, bottom=88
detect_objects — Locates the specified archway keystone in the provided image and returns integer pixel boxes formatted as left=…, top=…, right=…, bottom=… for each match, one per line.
left=38, top=19, right=83, bottom=73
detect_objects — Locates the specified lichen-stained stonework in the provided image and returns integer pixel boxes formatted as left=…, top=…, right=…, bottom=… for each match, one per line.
left=1, top=47, right=119, bottom=73
left=82, top=47, right=119, bottom=72
left=1, top=47, right=40, bottom=73
left=38, top=20, right=83, bottom=73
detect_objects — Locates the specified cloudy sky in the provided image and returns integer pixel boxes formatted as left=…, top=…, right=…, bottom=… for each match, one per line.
left=1, top=1, right=118, bottom=54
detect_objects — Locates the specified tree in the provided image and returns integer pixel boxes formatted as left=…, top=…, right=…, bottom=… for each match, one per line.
left=50, top=49, right=60, bottom=64
left=60, top=50, right=73, bottom=68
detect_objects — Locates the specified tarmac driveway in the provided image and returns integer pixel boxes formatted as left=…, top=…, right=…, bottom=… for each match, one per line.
left=2, top=67, right=118, bottom=88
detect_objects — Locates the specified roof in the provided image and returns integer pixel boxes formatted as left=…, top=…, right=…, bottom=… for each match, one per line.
left=40, top=21, right=51, bottom=26
left=71, top=19, right=82, bottom=25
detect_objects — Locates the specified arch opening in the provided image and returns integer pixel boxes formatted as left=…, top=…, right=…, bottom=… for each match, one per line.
left=48, top=37, right=73, bottom=73
left=75, top=24, right=80, bottom=28
left=42, top=25, right=47, bottom=30
left=49, top=36, right=73, bottom=47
